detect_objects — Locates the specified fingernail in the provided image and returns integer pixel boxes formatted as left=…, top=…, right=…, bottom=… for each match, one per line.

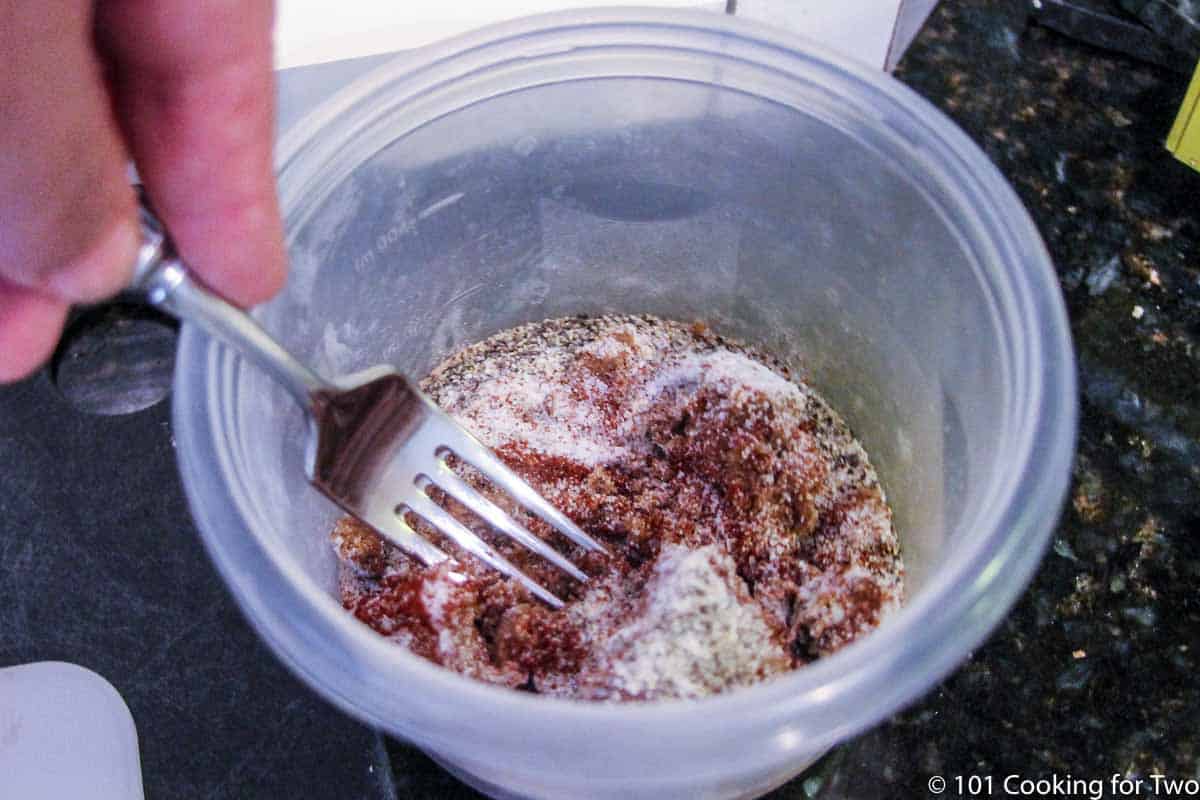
left=46, top=217, right=140, bottom=303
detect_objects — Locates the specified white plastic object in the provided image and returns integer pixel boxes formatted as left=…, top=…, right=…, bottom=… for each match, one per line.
left=889, top=0, right=941, bottom=70
left=0, top=662, right=144, bottom=800
left=275, top=1, right=723, bottom=69
left=273, top=1, right=940, bottom=71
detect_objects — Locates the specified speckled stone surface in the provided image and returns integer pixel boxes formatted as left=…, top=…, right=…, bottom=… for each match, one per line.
left=762, top=2, right=1200, bottom=798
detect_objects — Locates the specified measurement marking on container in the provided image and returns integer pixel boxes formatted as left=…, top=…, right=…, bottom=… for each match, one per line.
left=354, top=248, right=376, bottom=271
left=418, top=192, right=465, bottom=219
left=443, top=283, right=486, bottom=308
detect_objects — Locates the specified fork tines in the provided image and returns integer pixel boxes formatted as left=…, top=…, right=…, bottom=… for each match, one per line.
left=398, top=425, right=608, bottom=609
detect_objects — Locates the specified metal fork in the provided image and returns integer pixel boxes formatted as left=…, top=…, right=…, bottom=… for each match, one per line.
left=131, top=203, right=604, bottom=608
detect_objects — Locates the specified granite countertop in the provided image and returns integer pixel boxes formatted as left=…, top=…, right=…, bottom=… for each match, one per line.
left=1, top=1, right=1197, bottom=797
left=787, top=2, right=1199, bottom=797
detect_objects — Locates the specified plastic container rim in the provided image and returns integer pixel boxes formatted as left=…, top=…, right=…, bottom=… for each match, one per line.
left=174, top=5, right=1078, bottom=753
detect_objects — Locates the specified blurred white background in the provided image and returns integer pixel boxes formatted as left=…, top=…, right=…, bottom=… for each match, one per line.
left=274, top=0, right=938, bottom=71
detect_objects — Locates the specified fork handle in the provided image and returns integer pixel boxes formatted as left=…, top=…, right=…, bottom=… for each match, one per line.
left=130, top=200, right=331, bottom=408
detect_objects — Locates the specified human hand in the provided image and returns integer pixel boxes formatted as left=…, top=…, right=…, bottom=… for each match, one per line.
left=0, top=0, right=285, bottom=381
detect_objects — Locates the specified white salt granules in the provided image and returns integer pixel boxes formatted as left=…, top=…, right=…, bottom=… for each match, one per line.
left=590, top=544, right=789, bottom=701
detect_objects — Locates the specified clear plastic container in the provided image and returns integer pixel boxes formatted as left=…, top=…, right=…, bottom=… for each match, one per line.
left=172, top=9, right=1077, bottom=800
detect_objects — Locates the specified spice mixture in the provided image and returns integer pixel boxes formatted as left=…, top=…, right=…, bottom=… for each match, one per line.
left=331, top=315, right=903, bottom=701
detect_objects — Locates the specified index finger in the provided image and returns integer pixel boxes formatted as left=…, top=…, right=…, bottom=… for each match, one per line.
left=95, top=0, right=285, bottom=308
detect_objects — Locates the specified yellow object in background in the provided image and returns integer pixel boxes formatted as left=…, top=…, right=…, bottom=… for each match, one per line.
left=1168, top=60, right=1200, bottom=172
